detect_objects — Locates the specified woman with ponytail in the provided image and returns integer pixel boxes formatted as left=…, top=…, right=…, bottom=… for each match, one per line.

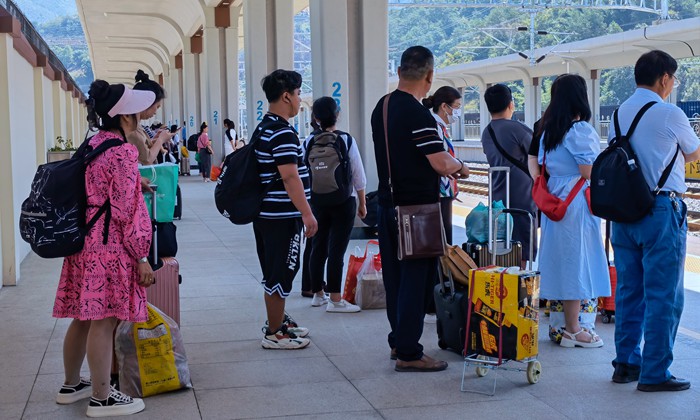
left=53, top=80, right=156, bottom=417
left=127, top=69, right=174, bottom=164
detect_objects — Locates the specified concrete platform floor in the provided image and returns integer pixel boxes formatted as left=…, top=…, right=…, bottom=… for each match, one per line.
left=1, top=174, right=700, bottom=420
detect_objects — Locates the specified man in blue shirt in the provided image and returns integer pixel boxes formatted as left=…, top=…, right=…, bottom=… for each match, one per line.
left=610, top=50, right=700, bottom=392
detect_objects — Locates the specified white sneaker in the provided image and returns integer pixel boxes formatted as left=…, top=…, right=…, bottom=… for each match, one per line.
left=424, top=314, right=437, bottom=324
left=261, top=325, right=311, bottom=350
left=86, top=387, right=145, bottom=418
left=326, top=299, right=361, bottom=313
left=56, top=377, right=92, bottom=404
left=311, top=293, right=329, bottom=307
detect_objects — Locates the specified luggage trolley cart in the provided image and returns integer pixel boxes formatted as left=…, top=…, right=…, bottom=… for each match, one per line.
left=461, top=207, right=541, bottom=395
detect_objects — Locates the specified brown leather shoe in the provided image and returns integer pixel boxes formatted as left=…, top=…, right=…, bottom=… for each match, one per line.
left=390, top=348, right=397, bottom=360
left=395, top=354, right=448, bottom=372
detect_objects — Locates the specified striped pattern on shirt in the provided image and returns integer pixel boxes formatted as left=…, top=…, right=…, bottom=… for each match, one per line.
left=254, top=113, right=310, bottom=219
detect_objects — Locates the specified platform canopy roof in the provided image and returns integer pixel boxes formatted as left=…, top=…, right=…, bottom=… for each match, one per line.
left=393, top=17, right=700, bottom=91
left=76, top=0, right=309, bottom=85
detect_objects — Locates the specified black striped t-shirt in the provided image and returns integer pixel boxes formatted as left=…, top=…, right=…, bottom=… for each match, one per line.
left=254, top=113, right=310, bottom=219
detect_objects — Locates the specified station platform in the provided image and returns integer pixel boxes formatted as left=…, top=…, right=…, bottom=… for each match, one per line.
left=1, top=176, right=699, bottom=420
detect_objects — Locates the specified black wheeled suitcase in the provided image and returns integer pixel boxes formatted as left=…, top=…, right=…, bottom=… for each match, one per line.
left=463, top=166, right=523, bottom=267
left=173, top=185, right=182, bottom=220
left=434, top=264, right=469, bottom=355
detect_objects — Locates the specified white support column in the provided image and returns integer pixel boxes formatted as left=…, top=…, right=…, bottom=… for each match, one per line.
left=65, top=90, right=74, bottom=146
left=203, top=8, right=225, bottom=163
left=162, top=72, right=172, bottom=127
left=270, top=0, right=294, bottom=70
left=310, top=0, right=350, bottom=132
left=523, top=78, right=539, bottom=130
left=226, top=6, right=241, bottom=137
left=0, top=34, right=16, bottom=286
left=588, top=70, right=601, bottom=135
left=183, top=50, right=198, bottom=138
left=167, top=60, right=181, bottom=127
left=33, top=67, right=47, bottom=165
left=243, top=0, right=270, bottom=136
left=344, top=0, right=388, bottom=189
left=479, top=83, right=490, bottom=136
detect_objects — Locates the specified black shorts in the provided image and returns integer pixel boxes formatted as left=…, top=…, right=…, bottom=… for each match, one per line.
left=253, top=218, right=303, bottom=297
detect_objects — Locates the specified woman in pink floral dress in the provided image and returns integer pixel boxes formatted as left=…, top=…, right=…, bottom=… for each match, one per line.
left=53, top=80, right=157, bottom=418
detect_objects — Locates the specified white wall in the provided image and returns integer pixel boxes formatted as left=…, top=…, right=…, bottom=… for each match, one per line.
left=8, top=47, right=37, bottom=275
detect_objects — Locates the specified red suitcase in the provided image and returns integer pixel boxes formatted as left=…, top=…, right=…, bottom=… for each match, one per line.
left=599, top=222, right=616, bottom=323
left=145, top=186, right=182, bottom=325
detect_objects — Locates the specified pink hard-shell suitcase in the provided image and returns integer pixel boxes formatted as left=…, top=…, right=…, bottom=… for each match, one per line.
left=145, top=186, right=182, bottom=325
left=147, top=257, right=181, bottom=325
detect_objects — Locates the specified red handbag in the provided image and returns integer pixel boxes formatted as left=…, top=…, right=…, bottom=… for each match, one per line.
left=532, top=153, right=586, bottom=222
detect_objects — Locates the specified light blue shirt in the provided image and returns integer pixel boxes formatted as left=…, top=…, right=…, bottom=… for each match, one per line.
left=609, top=88, right=700, bottom=193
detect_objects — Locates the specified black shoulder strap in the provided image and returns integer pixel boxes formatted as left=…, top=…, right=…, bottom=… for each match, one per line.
left=615, top=101, right=656, bottom=140
left=655, top=144, right=681, bottom=194
left=83, top=138, right=125, bottom=165
left=487, top=123, right=529, bottom=176
left=333, top=130, right=352, bottom=154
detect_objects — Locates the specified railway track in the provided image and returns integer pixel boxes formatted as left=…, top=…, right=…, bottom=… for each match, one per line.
left=457, top=177, right=700, bottom=231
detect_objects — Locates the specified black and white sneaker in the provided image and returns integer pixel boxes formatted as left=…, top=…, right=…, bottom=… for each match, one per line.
left=263, top=314, right=310, bottom=338
left=56, top=377, right=92, bottom=404
left=86, top=387, right=145, bottom=418
left=261, top=325, right=311, bottom=350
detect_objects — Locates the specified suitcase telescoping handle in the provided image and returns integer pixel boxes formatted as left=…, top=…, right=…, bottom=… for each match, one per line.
left=149, top=185, right=158, bottom=266
left=491, top=208, right=536, bottom=270
left=487, top=166, right=512, bottom=256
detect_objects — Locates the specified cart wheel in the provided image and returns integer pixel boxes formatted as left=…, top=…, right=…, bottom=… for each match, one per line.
left=601, top=314, right=611, bottom=324
left=438, top=339, right=448, bottom=350
left=527, top=360, right=541, bottom=384
left=475, top=355, right=489, bottom=377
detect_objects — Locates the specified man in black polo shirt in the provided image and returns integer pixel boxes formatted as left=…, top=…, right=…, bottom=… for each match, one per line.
left=253, top=69, right=318, bottom=350
left=372, top=46, right=470, bottom=371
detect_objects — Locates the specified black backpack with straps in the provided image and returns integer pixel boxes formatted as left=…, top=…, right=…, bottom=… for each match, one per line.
left=19, top=135, right=124, bottom=258
left=214, top=119, right=277, bottom=225
left=590, top=101, right=680, bottom=223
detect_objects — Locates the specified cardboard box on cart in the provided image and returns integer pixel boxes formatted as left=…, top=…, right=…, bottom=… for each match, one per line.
left=467, top=267, right=540, bottom=361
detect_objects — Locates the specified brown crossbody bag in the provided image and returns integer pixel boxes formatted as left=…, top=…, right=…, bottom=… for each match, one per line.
left=382, top=94, right=446, bottom=260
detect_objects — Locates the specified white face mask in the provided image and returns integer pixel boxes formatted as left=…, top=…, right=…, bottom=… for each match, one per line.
left=447, top=106, right=461, bottom=124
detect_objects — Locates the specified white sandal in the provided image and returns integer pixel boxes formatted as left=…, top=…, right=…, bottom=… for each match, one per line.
left=560, top=328, right=604, bottom=348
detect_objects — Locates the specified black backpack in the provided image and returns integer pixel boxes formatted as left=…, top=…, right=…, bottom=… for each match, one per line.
left=590, top=101, right=680, bottom=223
left=214, top=120, right=277, bottom=224
left=304, top=131, right=353, bottom=206
left=19, top=136, right=124, bottom=258
left=187, top=133, right=199, bottom=151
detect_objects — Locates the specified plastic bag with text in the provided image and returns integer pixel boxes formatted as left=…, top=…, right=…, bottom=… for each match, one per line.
left=115, top=304, right=192, bottom=397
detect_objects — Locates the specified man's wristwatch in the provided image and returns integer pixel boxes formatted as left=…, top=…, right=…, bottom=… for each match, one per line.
left=138, top=257, right=148, bottom=264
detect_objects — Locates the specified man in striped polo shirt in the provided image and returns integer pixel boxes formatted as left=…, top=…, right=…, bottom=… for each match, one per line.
left=253, top=70, right=318, bottom=350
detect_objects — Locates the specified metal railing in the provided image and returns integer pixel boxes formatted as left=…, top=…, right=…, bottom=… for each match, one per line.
left=0, top=0, right=83, bottom=96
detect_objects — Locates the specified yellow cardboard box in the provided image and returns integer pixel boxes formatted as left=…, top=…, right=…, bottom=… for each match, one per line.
left=467, top=267, right=540, bottom=361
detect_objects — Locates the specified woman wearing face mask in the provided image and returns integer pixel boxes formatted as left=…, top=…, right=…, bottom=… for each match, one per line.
left=127, top=70, right=174, bottom=165
left=422, top=86, right=462, bottom=245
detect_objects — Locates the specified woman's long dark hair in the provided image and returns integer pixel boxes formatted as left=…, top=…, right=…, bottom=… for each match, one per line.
left=538, top=74, right=591, bottom=153
left=86, top=80, right=128, bottom=140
